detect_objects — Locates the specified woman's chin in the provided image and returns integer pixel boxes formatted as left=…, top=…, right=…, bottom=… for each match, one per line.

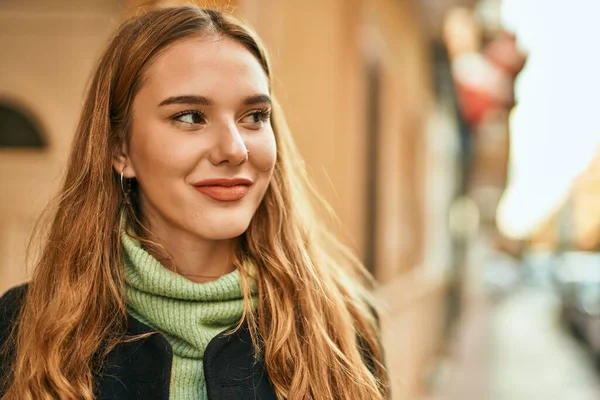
left=202, top=230, right=247, bottom=241
left=191, top=219, right=251, bottom=241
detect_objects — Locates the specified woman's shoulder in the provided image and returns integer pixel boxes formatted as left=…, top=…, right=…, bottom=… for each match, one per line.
left=0, top=283, right=29, bottom=342
left=0, top=284, right=28, bottom=317
left=0, top=283, right=28, bottom=394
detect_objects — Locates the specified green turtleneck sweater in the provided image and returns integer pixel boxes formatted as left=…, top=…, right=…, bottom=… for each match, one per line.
left=121, top=230, right=253, bottom=400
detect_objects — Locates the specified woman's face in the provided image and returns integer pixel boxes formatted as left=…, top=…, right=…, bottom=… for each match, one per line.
left=115, top=35, right=277, bottom=241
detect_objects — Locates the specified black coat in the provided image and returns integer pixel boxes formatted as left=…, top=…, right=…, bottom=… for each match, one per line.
left=0, top=284, right=379, bottom=399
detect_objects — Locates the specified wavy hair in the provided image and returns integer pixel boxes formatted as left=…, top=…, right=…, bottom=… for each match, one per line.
left=1, top=5, right=388, bottom=400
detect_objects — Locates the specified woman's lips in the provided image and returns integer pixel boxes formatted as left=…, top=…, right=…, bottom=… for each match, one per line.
left=194, top=185, right=249, bottom=202
left=192, top=178, right=252, bottom=202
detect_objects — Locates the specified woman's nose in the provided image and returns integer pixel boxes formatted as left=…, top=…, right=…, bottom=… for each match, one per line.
left=208, top=121, right=248, bottom=166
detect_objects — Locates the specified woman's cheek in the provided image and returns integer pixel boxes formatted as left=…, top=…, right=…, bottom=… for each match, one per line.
left=248, top=133, right=277, bottom=173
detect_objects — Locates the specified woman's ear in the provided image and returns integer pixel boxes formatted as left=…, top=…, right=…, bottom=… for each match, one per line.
left=112, top=144, right=136, bottom=178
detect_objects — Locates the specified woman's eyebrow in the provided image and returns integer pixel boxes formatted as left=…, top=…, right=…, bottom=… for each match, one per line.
left=243, top=94, right=271, bottom=106
left=158, top=94, right=272, bottom=107
left=158, top=95, right=212, bottom=107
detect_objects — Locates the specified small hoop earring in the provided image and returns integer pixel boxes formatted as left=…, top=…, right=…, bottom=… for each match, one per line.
left=120, top=169, right=130, bottom=205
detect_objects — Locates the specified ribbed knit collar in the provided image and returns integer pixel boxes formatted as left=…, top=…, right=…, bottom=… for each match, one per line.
left=120, top=227, right=251, bottom=360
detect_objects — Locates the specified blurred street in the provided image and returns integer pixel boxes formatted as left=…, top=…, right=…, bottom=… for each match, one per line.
left=491, top=288, right=600, bottom=400
left=431, top=243, right=600, bottom=400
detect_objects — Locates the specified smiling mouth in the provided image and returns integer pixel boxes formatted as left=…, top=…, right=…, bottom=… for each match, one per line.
left=192, top=178, right=253, bottom=202
left=193, top=185, right=249, bottom=202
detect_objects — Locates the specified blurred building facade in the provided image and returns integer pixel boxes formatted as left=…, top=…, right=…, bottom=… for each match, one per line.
left=0, top=0, right=125, bottom=289
left=0, top=0, right=463, bottom=398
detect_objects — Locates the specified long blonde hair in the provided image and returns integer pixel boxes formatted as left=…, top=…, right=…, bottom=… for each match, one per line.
left=1, top=5, right=388, bottom=400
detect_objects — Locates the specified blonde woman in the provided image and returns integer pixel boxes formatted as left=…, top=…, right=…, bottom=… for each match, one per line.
left=0, top=5, right=388, bottom=400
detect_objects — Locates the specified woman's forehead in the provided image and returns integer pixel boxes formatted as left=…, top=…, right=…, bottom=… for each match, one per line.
left=140, top=36, right=269, bottom=103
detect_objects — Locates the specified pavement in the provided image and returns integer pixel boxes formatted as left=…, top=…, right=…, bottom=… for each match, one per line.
left=430, top=250, right=600, bottom=400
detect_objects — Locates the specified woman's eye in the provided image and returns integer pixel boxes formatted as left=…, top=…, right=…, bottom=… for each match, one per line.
left=242, top=109, right=271, bottom=127
left=172, top=111, right=206, bottom=125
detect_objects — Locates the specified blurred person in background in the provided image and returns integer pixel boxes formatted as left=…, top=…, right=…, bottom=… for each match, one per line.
left=0, top=5, right=388, bottom=400
left=444, top=6, right=523, bottom=196
left=444, top=6, right=524, bottom=245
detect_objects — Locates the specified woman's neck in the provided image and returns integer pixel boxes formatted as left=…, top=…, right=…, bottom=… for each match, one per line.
left=138, top=214, right=237, bottom=284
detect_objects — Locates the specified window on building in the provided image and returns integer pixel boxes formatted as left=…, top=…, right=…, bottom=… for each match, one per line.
left=0, top=102, right=47, bottom=149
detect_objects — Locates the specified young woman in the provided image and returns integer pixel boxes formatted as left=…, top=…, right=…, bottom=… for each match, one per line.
left=0, top=5, right=388, bottom=400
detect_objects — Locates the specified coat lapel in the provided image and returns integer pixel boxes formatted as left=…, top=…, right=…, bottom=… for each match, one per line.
left=204, top=322, right=277, bottom=400
left=95, top=316, right=172, bottom=400
left=95, top=316, right=277, bottom=400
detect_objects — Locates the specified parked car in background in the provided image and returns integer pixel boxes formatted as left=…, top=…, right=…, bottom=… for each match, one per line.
left=554, top=252, right=600, bottom=361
